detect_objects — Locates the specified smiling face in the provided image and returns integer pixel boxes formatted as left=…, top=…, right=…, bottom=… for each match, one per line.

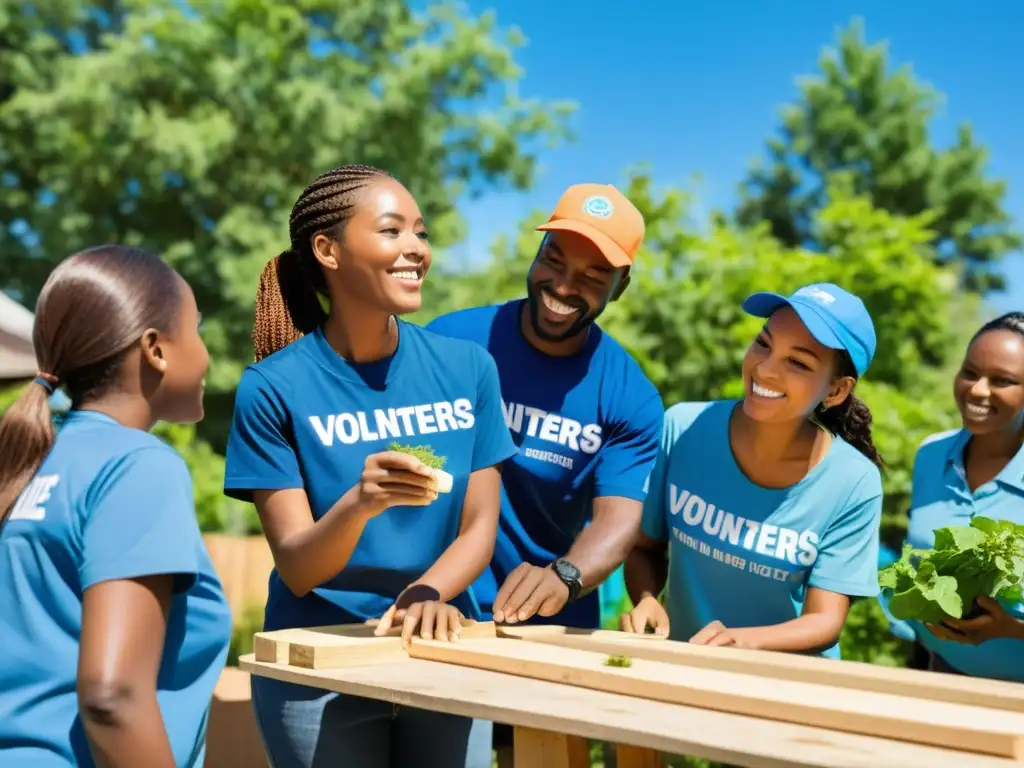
left=740, top=307, right=855, bottom=424
left=524, top=231, right=627, bottom=343
left=314, top=176, right=431, bottom=315
left=954, top=329, right=1024, bottom=436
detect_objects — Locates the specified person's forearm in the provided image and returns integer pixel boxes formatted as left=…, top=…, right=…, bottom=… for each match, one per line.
left=273, top=486, right=374, bottom=597
left=563, top=511, right=640, bottom=594
left=415, top=519, right=495, bottom=604
left=741, top=613, right=844, bottom=654
left=81, top=688, right=175, bottom=768
left=623, top=546, right=667, bottom=606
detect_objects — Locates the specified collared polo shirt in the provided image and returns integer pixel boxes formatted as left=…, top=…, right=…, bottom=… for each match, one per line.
left=896, top=428, right=1024, bottom=681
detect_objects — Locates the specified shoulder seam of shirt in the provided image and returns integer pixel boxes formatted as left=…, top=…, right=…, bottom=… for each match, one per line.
left=918, top=428, right=961, bottom=450
left=246, top=355, right=295, bottom=403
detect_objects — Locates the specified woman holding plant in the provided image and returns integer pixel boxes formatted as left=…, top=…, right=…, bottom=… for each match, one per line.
left=885, top=312, right=1024, bottom=681
left=223, top=165, right=516, bottom=767
left=621, top=283, right=884, bottom=658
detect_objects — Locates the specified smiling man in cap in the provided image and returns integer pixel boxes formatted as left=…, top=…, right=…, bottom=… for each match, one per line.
left=428, top=183, right=664, bottom=764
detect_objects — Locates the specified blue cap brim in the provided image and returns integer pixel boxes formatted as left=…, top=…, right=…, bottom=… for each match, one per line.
left=742, top=292, right=845, bottom=351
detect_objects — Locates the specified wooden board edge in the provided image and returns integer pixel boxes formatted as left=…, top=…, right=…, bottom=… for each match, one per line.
left=498, top=626, right=1024, bottom=713
left=409, top=638, right=1024, bottom=760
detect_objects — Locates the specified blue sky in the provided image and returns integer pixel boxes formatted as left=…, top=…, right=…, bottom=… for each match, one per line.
left=444, top=0, right=1024, bottom=316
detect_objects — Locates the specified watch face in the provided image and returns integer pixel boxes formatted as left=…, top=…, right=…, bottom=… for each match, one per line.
left=555, top=559, right=580, bottom=582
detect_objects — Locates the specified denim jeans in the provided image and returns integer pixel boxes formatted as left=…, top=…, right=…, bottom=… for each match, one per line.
left=251, top=675, right=476, bottom=768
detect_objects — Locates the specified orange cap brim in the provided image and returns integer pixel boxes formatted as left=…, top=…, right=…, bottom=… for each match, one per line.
left=536, top=220, right=633, bottom=268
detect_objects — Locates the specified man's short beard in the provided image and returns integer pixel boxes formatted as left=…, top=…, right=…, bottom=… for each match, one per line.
left=525, top=282, right=599, bottom=342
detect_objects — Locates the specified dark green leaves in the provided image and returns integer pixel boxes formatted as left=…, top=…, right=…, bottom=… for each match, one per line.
left=880, top=516, right=1024, bottom=622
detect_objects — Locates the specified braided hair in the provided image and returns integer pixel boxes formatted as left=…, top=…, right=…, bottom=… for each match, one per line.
left=816, top=349, right=885, bottom=469
left=252, top=164, right=393, bottom=362
left=969, top=311, right=1024, bottom=346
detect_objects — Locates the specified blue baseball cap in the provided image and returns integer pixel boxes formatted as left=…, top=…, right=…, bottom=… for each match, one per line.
left=741, top=283, right=877, bottom=377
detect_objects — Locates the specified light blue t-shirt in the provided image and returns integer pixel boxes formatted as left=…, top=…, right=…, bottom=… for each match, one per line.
left=223, top=320, right=518, bottom=632
left=0, top=410, right=232, bottom=767
left=886, top=429, right=1024, bottom=682
left=428, top=301, right=663, bottom=628
left=641, top=401, right=883, bottom=658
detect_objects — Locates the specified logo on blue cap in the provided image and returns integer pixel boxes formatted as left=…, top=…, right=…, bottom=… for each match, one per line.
left=582, top=195, right=614, bottom=219
left=795, top=285, right=837, bottom=306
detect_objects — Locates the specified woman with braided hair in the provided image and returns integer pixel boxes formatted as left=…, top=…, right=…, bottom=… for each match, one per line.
left=223, top=165, right=515, bottom=767
left=621, top=283, right=885, bottom=657
left=887, top=311, right=1024, bottom=681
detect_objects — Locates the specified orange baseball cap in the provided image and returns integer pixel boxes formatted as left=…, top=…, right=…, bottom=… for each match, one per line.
left=536, top=183, right=645, bottom=268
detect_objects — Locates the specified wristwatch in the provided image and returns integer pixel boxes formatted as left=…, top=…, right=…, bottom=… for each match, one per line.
left=550, top=558, right=583, bottom=602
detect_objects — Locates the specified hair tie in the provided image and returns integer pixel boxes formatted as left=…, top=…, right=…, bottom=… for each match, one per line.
left=34, top=371, right=59, bottom=395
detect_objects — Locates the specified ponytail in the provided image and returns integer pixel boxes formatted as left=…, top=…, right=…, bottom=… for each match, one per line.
left=252, top=250, right=326, bottom=362
left=0, top=381, right=56, bottom=526
left=0, top=245, right=182, bottom=526
left=250, top=164, right=393, bottom=362
left=817, top=393, right=884, bottom=469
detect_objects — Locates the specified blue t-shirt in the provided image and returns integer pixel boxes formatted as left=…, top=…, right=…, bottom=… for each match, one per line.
left=0, top=410, right=232, bottom=767
left=428, top=301, right=664, bottom=628
left=886, top=429, right=1024, bottom=682
left=223, top=320, right=518, bottom=632
left=641, top=401, right=883, bottom=658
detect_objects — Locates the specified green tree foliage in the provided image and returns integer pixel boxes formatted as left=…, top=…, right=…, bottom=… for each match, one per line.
left=735, top=19, right=1021, bottom=293
left=0, top=0, right=573, bottom=445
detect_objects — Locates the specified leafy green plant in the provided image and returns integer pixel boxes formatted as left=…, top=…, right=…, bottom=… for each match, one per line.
left=388, top=442, right=447, bottom=470
left=880, top=517, right=1024, bottom=623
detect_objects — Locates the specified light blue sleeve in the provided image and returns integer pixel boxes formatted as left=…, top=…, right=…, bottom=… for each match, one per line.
left=223, top=367, right=304, bottom=501
left=470, top=349, right=518, bottom=472
left=806, top=471, right=883, bottom=597
left=881, top=442, right=939, bottom=642
left=79, top=447, right=200, bottom=593
left=639, top=406, right=677, bottom=543
left=594, top=388, right=664, bottom=502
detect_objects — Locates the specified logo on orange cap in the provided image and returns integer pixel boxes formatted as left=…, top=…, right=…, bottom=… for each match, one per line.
left=536, top=183, right=645, bottom=268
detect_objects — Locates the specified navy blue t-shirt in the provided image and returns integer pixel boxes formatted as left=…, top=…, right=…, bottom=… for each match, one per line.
left=428, top=300, right=663, bottom=628
left=223, top=320, right=517, bottom=632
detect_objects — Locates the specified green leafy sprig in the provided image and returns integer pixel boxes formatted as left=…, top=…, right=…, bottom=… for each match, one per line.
left=388, top=442, right=448, bottom=471
left=879, top=517, right=1024, bottom=624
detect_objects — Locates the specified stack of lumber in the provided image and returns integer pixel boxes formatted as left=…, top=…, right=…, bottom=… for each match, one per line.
left=252, top=621, right=1024, bottom=761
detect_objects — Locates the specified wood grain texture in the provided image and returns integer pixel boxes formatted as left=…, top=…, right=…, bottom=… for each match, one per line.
left=240, top=654, right=1022, bottom=768
left=253, top=620, right=496, bottom=669
left=497, top=625, right=1024, bottom=713
left=408, top=637, right=1024, bottom=759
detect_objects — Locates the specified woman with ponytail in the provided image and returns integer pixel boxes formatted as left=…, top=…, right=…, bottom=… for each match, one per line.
left=621, top=283, right=884, bottom=658
left=0, top=246, right=231, bottom=766
left=223, top=165, right=515, bottom=767
left=888, top=312, right=1024, bottom=681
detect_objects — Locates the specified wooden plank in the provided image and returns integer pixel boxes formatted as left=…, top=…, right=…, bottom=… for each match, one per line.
left=240, top=654, right=1023, bottom=767
left=512, top=728, right=572, bottom=768
left=498, top=625, right=1024, bottom=713
left=254, top=620, right=496, bottom=669
left=407, top=637, right=1024, bottom=759
left=616, top=745, right=662, bottom=768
